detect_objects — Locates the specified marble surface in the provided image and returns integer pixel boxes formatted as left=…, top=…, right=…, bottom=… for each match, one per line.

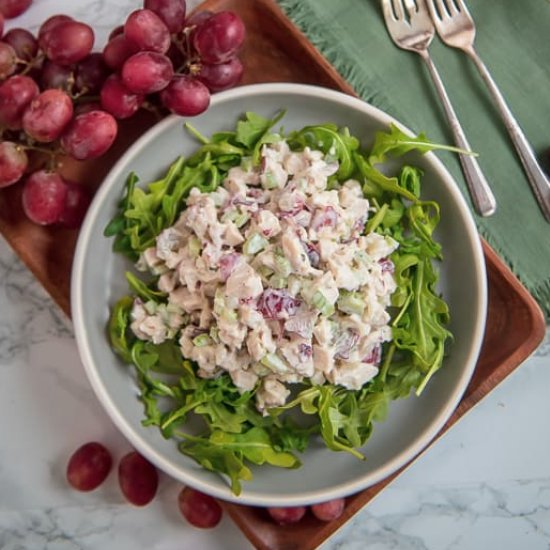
left=3, top=1, right=550, bottom=548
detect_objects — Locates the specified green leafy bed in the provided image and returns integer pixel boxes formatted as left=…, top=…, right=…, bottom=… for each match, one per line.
left=105, top=111, right=456, bottom=495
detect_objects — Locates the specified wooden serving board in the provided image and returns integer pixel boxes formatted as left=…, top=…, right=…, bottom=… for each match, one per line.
left=0, top=0, right=546, bottom=548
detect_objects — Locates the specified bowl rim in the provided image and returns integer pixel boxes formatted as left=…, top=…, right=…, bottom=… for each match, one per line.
left=71, top=82, right=487, bottom=506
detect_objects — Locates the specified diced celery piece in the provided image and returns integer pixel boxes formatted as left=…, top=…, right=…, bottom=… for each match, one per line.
left=188, top=235, right=201, bottom=258
left=243, top=233, right=268, bottom=255
left=337, top=290, right=365, bottom=315
left=311, top=291, right=335, bottom=316
left=260, top=353, right=289, bottom=374
left=263, top=171, right=279, bottom=189
left=234, top=212, right=250, bottom=228
left=270, top=274, right=287, bottom=289
left=209, top=325, right=219, bottom=343
left=274, top=254, right=292, bottom=277
left=192, top=333, right=211, bottom=347
left=144, top=300, right=157, bottom=315
left=222, top=209, right=250, bottom=228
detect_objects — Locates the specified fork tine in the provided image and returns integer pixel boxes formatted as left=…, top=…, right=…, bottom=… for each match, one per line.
left=381, top=0, right=396, bottom=22
left=432, top=0, right=449, bottom=19
left=453, top=0, right=471, bottom=15
left=391, top=0, right=406, bottom=20
left=443, top=0, right=459, bottom=15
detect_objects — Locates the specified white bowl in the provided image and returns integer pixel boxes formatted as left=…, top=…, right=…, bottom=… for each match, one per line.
left=71, top=83, right=487, bottom=506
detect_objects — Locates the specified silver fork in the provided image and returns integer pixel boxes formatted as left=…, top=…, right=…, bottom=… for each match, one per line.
left=426, top=0, right=550, bottom=222
left=381, top=0, right=496, bottom=217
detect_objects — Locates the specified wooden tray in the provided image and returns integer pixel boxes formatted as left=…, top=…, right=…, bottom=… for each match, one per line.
left=0, top=0, right=546, bottom=548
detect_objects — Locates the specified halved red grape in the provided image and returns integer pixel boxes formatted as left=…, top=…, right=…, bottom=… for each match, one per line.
left=58, top=181, right=91, bottom=228
left=22, top=170, right=68, bottom=225
left=118, top=451, right=159, bottom=506
left=0, top=42, right=17, bottom=79
left=41, top=20, right=94, bottom=65
left=197, top=57, right=243, bottom=92
left=144, top=0, right=186, bottom=34
left=66, top=442, right=113, bottom=491
left=192, top=11, right=245, bottom=64
left=121, top=51, right=173, bottom=94
left=100, top=73, right=143, bottom=119
left=0, top=0, right=32, bottom=19
left=102, top=34, right=139, bottom=71
left=22, top=88, right=73, bottom=142
left=0, top=74, right=39, bottom=129
left=310, top=498, right=346, bottom=522
left=177, top=487, right=222, bottom=529
left=159, top=74, right=209, bottom=116
left=267, top=506, right=307, bottom=525
left=38, top=14, right=73, bottom=49
left=75, top=53, right=108, bottom=94
left=124, top=9, right=170, bottom=54
left=0, top=141, right=27, bottom=187
left=60, top=110, right=118, bottom=161
left=2, top=28, right=38, bottom=62
left=40, top=60, right=73, bottom=91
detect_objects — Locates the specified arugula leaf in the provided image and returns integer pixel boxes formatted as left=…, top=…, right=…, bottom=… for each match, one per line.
left=235, top=110, right=286, bottom=149
left=288, top=123, right=359, bottom=179
left=107, top=295, right=134, bottom=363
left=179, top=427, right=300, bottom=495
left=368, top=123, right=475, bottom=165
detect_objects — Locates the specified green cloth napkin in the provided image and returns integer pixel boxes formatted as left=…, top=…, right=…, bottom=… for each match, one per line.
left=277, top=0, right=550, bottom=319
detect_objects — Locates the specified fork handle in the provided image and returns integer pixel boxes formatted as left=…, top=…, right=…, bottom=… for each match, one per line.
left=421, top=53, right=497, bottom=217
left=466, top=48, right=550, bottom=222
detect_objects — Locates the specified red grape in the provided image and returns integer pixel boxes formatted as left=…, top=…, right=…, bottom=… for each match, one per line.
left=22, top=170, right=68, bottom=225
left=58, top=181, right=91, bottom=228
left=60, top=110, right=118, bottom=161
left=310, top=498, right=346, bottom=522
left=144, top=0, right=186, bottom=34
left=73, top=101, right=102, bottom=115
left=102, top=34, right=140, bottom=71
left=184, top=10, right=213, bottom=28
left=0, top=0, right=32, bottom=19
left=192, top=11, right=245, bottom=64
left=66, top=442, right=113, bottom=491
left=41, top=20, right=94, bottom=65
left=0, top=13, right=4, bottom=38
left=118, top=451, right=159, bottom=506
left=267, top=506, right=307, bottom=525
left=38, top=14, right=73, bottom=49
left=160, top=74, right=209, bottom=116
left=75, top=53, right=108, bottom=94
left=2, top=28, right=38, bottom=62
left=0, top=141, right=27, bottom=187
left=197, top=57, right=243, bottom=92
left=108, top=25, right=124, bottom=41
left=40, top=60, right=73, bottom=91
left=0, top=42, right=17, bottom=79
left=22, top=88, right=73, bottom=142
left=124, top=9, right=170, bottom=54
left=121, top=51, right=173, bottom=94
left=177, top=487, right=222, bottom=529
left=100, top=73, right=143, bottom=119
left=0, top=74, right=39, bottom=129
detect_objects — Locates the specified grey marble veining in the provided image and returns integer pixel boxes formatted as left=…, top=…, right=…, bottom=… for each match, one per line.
left=2, top=1, right=550, bottom=549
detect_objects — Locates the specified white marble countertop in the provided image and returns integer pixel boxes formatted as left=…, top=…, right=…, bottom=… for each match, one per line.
left=2, top=1, right=550, bottom=549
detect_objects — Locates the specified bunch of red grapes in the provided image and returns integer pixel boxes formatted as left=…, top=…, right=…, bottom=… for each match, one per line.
left=0, top=0, right=245, bottom=228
